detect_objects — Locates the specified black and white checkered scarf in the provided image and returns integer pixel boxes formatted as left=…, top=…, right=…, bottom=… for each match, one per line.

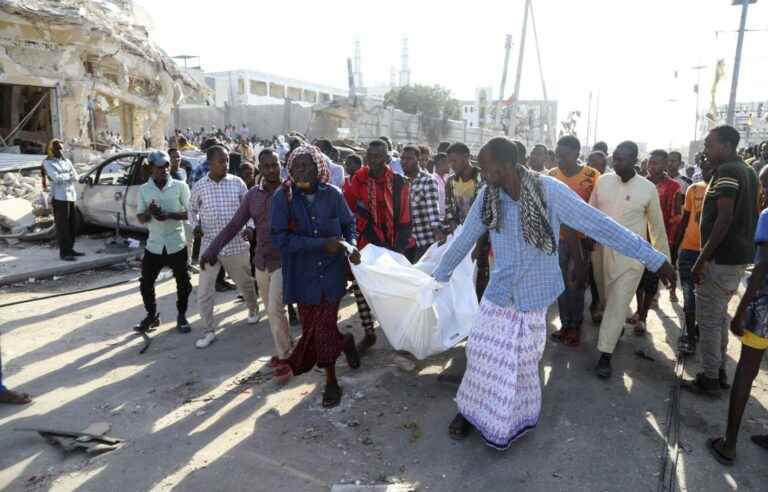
left=480, top=166, right=556, bottom=254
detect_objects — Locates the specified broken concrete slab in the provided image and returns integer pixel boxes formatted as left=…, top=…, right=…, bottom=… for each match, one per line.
left=0, top=197, right=34, bottom=233
left=0, top=237, right=143, bottom=286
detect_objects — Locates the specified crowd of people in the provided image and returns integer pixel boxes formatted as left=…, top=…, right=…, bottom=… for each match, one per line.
left=5, top=125, right=768, bottom=466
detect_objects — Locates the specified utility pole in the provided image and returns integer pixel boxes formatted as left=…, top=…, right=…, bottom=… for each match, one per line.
left=509, top=0, right=531, bottom=138
left=495, top=34, right=513, bottom=131
left=585, top=91, right=592, bottom=150
left=691, top=64, right=706, bottom=141
left=726, top=0, right=754, bottom=126
left=593, top=92, right=600, bottom=144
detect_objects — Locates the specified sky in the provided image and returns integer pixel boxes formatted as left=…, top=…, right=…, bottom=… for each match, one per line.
left=136, top=0, right=768, bottom=152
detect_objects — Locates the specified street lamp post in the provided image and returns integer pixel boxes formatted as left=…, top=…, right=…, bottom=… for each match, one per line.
left=726, top=0, right=756, bottom=126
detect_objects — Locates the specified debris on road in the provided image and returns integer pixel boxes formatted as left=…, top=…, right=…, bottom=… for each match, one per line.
left=15, top=422, right=123, bottom=455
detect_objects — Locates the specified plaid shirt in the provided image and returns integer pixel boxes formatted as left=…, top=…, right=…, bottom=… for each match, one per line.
left=443, top=166, right=483, bottom=229
left=409, top=171, right=441, bottom=247
left=190, top=174, right=250, bottom=257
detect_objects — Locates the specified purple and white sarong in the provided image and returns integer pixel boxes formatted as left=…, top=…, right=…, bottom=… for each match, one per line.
left=456, top=299, right=547, bottom=450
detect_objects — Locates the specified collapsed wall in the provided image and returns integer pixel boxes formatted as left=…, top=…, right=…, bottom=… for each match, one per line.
left=0, top=0, right=208, bottom=151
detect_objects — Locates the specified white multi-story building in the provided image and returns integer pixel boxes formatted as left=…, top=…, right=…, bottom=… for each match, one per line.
left=712, top=101, right=768, bottom=147
left=204, top=70, right=347, bottom=108
left=460, top=87, right=494, bottom=129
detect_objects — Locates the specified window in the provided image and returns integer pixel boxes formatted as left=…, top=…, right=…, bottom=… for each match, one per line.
left=96, top=156, right=133, bottom=185
left=270, top=83, right=285, bottom=98
left=287, top=87, right=302, bottom=100
left=250, top=80, right=268, bottom=96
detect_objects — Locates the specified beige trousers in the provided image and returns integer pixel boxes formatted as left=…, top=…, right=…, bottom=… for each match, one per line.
left=197, top=253, right=259, bottom=333
left=591, top=246, right=606, bottom=311
left=254, top=266, right=292, bottom=358
left=596, top=265, right=645, bottom=354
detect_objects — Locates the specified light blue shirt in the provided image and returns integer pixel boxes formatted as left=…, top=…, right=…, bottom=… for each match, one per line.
left=137, top=178, right=190, bottom=255
left=434, top=176, right=666, bottom=311
left=43, top=157, right=78, bottom=202
left=325, top=157, right=346, bottom=189
left=388, top=158, right=403, bottom=175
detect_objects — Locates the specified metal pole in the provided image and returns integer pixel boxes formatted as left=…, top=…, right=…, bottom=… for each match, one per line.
left=585, top=91, right=593, bottom=150
left=593, top=93, right=600, bottom=144
left=509, top=0, right=531, bottom=138
left=692, top=65, right=706, bottom=142
left=726, top=0, right=750, bottom=126
left=495, top=35, right=513, bottom=130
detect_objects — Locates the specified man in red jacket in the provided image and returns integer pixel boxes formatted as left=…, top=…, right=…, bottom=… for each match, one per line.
left=345, top=139, right=412, bottom=354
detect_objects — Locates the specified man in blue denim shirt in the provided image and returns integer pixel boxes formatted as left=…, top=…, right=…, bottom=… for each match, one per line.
left=270, top=145, right=360, bottom=408
left=435, top=137, right=675, bottom=449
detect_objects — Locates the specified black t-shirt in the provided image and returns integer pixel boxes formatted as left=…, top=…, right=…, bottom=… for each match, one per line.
left=700, top=159, right=758, bottom=265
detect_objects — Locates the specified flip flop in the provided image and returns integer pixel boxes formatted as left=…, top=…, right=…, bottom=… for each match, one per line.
left=0, top=390, right=32, bottom=405
left=322, top=384, right=343, bottom=408
left=448, top=413, right=472, bottom=440
left=707, top=437, right=734, bottom=466
left=750, top=434, right=768, bottom=451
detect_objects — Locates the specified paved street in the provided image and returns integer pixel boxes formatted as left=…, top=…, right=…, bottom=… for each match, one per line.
left=1, top=271, right=768, bottom=491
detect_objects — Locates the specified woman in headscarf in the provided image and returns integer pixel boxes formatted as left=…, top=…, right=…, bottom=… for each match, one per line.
left=269, top=144, right=361, bottom=408
left=433, top=137, right=676, bottom=449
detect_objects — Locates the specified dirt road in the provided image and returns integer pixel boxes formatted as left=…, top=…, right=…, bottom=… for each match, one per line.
left=1, top=270, right=767, bottom=491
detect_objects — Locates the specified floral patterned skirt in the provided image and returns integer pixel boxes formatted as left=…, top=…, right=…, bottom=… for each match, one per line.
left=456, top=299, right=547, bottom=450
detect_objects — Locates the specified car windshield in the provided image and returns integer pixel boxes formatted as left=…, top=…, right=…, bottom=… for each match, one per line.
left=97, top=156, right=133, bottom=185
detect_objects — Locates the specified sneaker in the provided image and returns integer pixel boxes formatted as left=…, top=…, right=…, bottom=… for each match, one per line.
left=177, top=315, right=191, bottom=333
left=70, top=250, right=86, bottom=257
left=195, top=331, right=216, bottom=349
left=595, top=354, right=612, bottom=379
left=247, top=310, right=259, bottom=324
left=681, top=373, right=722, bottom=398
left=133, top=313, right=160, bottom=333
left=216, top=280, right=237, bottom=292
left=719, top=369, right=731, bottom=390
left=60, top=254, right=76, bottom=262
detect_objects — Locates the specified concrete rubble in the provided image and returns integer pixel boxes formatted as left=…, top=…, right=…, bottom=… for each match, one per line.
left=0, top=0, right=210, bottom=151
left=0, top=196, right=34, bottom=233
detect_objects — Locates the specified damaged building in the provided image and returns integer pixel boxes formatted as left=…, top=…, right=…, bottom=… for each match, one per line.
left=0, top=0, right=208, bottom=154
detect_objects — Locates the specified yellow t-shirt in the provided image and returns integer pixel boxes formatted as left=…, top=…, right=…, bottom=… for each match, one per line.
left=680, top=182, right=706, bottom=251
left=548, top=165, right=601, bottom=238
left=452, top=178, right=476, bottom=221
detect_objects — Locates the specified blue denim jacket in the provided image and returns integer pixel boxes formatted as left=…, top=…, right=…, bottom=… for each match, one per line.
left=270, top=183, right=356, bottom=304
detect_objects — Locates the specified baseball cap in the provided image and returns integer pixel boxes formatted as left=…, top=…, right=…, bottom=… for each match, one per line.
left=148, top=150, right=170, bottom=167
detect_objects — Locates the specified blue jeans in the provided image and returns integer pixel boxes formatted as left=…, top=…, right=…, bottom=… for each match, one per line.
left=677, top=250, right=699, bottom=318
left=557, top=241, right=586, bottom=328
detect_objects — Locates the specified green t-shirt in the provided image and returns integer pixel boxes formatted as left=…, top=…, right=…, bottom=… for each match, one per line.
left=138, top=178, right=190, bottom=255
left=700, top=159, right=758, bottom=265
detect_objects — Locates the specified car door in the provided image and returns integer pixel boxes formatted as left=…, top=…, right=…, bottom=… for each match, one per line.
left=78, top=154, right=135, bottom=229
left=123, top=154, right=151, bottom=231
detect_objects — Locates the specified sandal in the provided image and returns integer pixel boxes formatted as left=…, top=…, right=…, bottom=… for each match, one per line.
left=343, top=333, right=361, bottom=370
left=0, top=389, right=32, bottom=405
left=633, top=321, right=647, bottom=336
left=448, top=413, right=472, bottom=440
left=322, top=384, right=343, bottom=408
left=273, top=362, right=293, bottom=384
left=750, top=434, right=768, bottom=451
left=707, top=437, right=734, bottom=466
